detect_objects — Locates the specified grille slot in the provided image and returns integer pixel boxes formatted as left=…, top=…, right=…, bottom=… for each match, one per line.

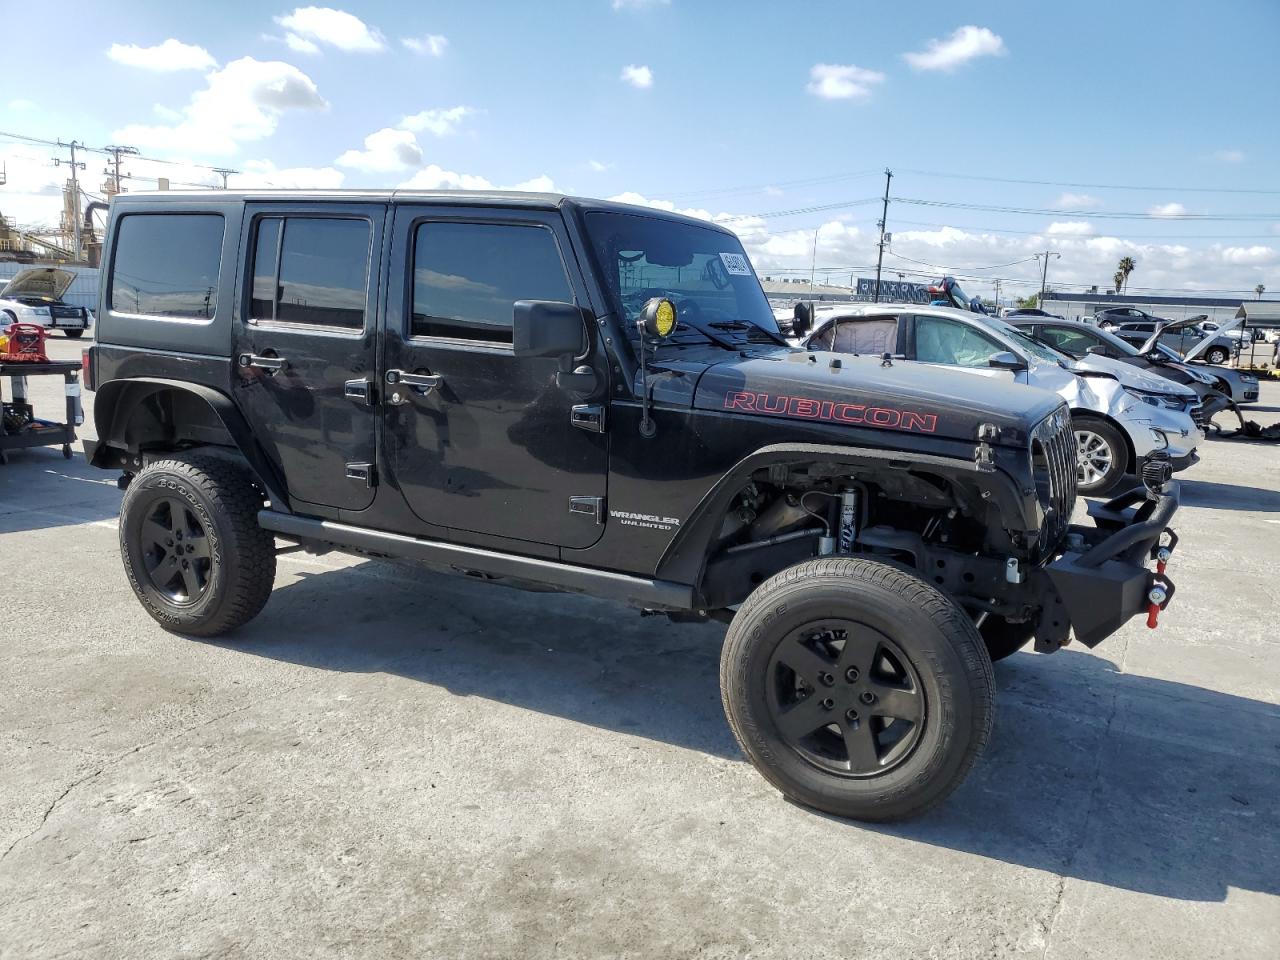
left=1189, top=403, right=1205, bottom=429
left=1031, top=409, right=1077, bottom=555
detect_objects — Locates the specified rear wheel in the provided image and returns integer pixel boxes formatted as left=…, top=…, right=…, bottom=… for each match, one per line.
left=1074, top=417, right=1128, bottom=495
left=721, top=557, right=994, bottom=822
left=65, top=328, right=85, bottom=338
left=119, top=453, right=276, bottom=636
left=1203, top=346, right=1229, bottom=365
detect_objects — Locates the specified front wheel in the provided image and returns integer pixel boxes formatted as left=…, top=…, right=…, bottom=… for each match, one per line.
left=720, top=557, right=995, bottom=822
left=64, top=328, right=85, bottom=339
left=119, top=453, right=276, bottom=636
left=1203, top=346, right=1229, bottom=365
left=1074, top=417, right=1129, bottom=496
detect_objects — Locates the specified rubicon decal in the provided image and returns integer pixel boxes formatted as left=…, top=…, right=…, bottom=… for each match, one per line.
left=723, top=391, right=938, bottom=433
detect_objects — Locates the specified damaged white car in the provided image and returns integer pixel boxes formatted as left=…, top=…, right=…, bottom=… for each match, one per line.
left=786, top=301, right=1202, bottom=495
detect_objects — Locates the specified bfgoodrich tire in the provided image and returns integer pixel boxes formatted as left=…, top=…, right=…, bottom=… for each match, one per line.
left=720, top=557, right=994, bottom=822
left=119, top=453, right=276, bottom=637
left=1074, top=416, right=1129, bottom=496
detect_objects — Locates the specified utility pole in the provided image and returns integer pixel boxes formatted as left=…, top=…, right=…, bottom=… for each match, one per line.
left=809, top=226, right=819, bottom=292
left=212, top=167, right=239, bottom=189
left=1035, top=250, right=1060, bottom=306
left=993, top=279, right=1002, bottom=309
left=54, top=140, right=86, bottom=261
left=873, top=167, right=893, bottom=302
left=102, top=145, right=139, bottom=197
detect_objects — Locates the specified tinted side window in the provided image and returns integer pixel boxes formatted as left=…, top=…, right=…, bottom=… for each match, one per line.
left=110, top=213, right=224, bottom=319
left=411, top=221, right=572, bottom=342
left=1040, top=325, right=1096, bottom=356
left=249, top=217, right=370, bottom=329
left=914, top=315, right=1001, bottom=368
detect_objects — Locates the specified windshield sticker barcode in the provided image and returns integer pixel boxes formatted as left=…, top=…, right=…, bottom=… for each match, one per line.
left=719, top=252, right=751, bottom=276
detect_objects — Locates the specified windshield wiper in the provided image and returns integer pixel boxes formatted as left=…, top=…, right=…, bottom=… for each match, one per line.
left=708, top=319, right=789, bottom=347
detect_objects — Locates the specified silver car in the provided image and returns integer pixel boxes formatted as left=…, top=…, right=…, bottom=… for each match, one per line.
left=792, top=303, right=1202, bottom=495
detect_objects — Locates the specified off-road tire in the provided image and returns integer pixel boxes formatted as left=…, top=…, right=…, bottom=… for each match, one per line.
left=978, top=616, right=1035, bottom=662
left=1074, top=416, right=1128, bottom=496
left=119, top=453, right=275, bottom=637
left=1203, top=346, right=1229, bottom=365
left=720, top=557, right=995, bottom=822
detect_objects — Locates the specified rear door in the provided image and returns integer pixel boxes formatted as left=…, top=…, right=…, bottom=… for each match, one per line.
left=232, top=203, right=385, bottom=512
left=380, top=204, right=608, bottom=549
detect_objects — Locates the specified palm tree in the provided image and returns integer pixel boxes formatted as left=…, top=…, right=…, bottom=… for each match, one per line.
left=1117, top=256, right=1136, bottom=294
left=1256, top=283, right=1266, bottom=300
left=1113, top=270, right=1126, bottom=295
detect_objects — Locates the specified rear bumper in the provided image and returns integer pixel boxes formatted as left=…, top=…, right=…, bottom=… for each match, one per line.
left=1035, top=481, right=1179, bottom=649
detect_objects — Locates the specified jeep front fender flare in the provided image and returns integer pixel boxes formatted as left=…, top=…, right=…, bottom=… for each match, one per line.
left=90, top=377, right=290, bottom=510
left=655, top=442, right=1039, bottom=590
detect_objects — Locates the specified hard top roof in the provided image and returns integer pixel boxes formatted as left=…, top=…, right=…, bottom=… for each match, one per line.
left=111, top=189, right=733, bottom=233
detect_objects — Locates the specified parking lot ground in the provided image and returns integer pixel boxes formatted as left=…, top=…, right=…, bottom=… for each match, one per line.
left=2, top=338, right=1278, bottom=959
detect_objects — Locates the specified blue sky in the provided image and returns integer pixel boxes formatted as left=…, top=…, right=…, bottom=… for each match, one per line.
left=2, top=0, right=1277, bottom=301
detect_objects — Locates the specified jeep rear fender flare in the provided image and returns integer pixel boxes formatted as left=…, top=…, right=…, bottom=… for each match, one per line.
left=655, top=442, right=1037, bottom=588
left=91, top=377, right=289, bottom=509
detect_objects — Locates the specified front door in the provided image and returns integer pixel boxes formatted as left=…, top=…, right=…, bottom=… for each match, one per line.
left=232, top=204, right=384, bottom=512
left=906, top=313, right=1023, bottom=383
left=381, top=205, right=608, bottom=549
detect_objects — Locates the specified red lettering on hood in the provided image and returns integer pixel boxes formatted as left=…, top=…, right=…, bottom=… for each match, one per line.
left=722, top=390, right=937, bottom=433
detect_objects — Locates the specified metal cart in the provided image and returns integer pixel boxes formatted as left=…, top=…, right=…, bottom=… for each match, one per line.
left=0, top=360, right=82, bottom=465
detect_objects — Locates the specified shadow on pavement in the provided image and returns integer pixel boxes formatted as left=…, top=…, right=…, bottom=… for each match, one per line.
left=0, top=448, right=121, bottom=533
left=209, top=559, right=1279, bottom=905
left=1177, top=478, right=1280, bottom=512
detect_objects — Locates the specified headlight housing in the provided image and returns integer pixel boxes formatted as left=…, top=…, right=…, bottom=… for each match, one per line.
left=15, top=305, right=51, bottom=319
left=1124, top=387, right=1189, bottom=411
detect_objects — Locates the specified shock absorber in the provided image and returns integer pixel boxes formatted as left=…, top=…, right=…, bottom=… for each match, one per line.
left=838, top=487, right=859, bottom=554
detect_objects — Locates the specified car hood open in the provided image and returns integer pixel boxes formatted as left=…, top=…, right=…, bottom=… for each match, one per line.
left=0, top=267, right=76, bottom=301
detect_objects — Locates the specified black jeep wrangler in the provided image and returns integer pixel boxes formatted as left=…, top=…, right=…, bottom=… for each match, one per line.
left=84, top=190, right=1180, bottom=821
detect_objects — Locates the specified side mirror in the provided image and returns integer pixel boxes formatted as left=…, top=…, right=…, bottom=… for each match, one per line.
left=512, top=300, right=586, bottom=359
left=792, top=301, right=813, bottom=338
left=1085, top=344, right=1106, bottom=355
left=988, top=351, right=1027, bottom=371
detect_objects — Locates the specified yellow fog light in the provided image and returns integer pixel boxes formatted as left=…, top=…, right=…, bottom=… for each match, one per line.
left=639, top=297, right=677, bottom=339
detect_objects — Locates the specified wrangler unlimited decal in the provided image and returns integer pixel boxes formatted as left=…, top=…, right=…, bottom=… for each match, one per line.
left=722, top=391, right=939, bottom=433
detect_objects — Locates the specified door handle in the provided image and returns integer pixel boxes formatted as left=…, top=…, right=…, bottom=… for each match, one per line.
left=385, top=369, right=442, bottom=405
left=238, top=353, right=287, bottom=374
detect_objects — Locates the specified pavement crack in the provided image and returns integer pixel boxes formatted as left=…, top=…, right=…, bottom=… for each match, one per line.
left=0, top=766, right=105, bottom=863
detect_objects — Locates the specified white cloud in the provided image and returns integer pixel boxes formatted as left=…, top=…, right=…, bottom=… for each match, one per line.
left=107, top=38, right=217, bottom=72
left=284, top=34, right=320, bottom=55
left=1054, top=192, right=1100, bottom=209
left=1148, top=202, right=1188, bottom=218
left=588, top=159, right=612, bottom=172
left=113, top=57, right=327, bottom=154
left=620, top=64, right=653, bottom=89
left=903, top=25, right=1006, bottom=72
left=806, top=63, right=885, bottom=100
left=400, top=106, right=473, bottom=136
left=230, top=159, right=344, bottom=189
left=1214, top=149, right=1245, bottom=164
left=7, top=98, right=37, bottom=111
left=275, top=6, right=386, bottom=53
left=1220, top=245, right=1277, bottom=266
left=400, top=165, right=494, bottom=190
left=336, top=127, right=423, bottom=172
left=402, top=34, right=448, bottom=56
left=506, top=175, right=557, bottom=193
left=612, top=0, right=669, bottom=9
left=1046, top=221, right=1096, bottom=237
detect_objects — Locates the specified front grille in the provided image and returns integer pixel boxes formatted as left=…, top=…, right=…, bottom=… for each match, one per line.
left=1189, top=403, right=1205, bottom=429
left=1031, top=407, right=1077, bottom=555
left=50, top=305, right=83, bottom=319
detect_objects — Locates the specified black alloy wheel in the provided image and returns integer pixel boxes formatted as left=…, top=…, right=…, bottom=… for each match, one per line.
left=138, top=496, right=213, bottom=605
left=765, top=620, right=925, bottom=777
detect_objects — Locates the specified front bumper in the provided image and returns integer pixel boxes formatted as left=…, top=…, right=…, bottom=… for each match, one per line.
left=1033, top=481, right=1179, bottom=649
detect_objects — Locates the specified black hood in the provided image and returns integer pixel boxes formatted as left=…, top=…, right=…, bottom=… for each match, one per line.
left=691, top=349, right=1063, bottom=446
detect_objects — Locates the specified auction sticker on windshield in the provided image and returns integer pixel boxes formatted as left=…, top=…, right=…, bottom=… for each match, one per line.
left=720, top=252, right=751, bottom=275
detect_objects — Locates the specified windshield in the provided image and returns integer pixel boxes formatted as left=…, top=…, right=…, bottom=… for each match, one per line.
left=1001, top=323, right=1070, bottom=365
left=584, top=211, right=781, bottom=342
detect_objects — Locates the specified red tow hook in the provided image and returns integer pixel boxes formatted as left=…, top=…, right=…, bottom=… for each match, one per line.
left=1155, top=545, right=1171, bottom=576
left=1146, top=584, right=1169, bottom=629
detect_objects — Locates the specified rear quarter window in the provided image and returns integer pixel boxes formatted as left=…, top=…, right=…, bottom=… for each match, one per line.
left=110, top=213, right=225, bottom=319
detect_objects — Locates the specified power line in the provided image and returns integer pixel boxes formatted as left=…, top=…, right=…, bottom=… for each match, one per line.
left=895, top=167, right=1280, bottom=197
left=887, top=217, right=1280, bottom=240
left=0, top=129, right=229, bottom=174
left=886, top=250, right=1041, bottom=272
left=716, top=197, right=881, bottom=222
left=664, top=169, right=881, bottom=202
left=893, top=197, right=1280, bottom=221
